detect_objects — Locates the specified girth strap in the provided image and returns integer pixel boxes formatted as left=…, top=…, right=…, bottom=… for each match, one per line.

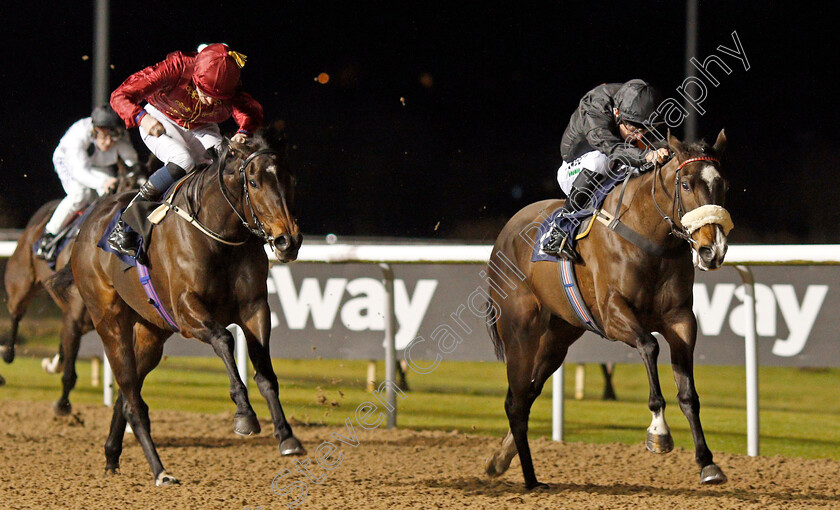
left=558, top=258, right=606, bottom=337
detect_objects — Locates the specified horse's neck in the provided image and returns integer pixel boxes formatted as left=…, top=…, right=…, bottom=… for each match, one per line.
left=177, top=166, right=247, bottom=242
left=608, top=163, right=681, bottom=245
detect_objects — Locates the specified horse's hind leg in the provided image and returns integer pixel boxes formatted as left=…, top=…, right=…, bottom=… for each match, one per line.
left=662, top=314, right=726, bottom=484
left=52, top=292, right=90, bottom=416
left=491, top=314, right=576, bottom=490
left=240, top=308, right=305, bottom=455
left=104, top=322, right=167, bottom=477
left=102, top=316, right=175, bottom=486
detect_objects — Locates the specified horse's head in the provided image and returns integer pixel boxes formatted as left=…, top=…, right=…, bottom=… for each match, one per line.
left=224, top=130, right=302, bottom=262
left=665, top=130, right=732, bottom=271
left=115, top=154, right=155, bottom=193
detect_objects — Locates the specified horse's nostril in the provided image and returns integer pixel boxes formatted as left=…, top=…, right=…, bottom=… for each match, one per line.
left=699, top=246, right=714, bottom=261
left=274, top=234, right=293, bottom=252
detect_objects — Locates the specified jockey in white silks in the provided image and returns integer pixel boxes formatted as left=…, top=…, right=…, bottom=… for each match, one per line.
left=36, top=105, right=138, bottom=262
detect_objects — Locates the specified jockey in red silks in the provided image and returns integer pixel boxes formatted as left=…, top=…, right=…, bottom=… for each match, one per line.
left=108, top=43, right=264, bottom=259
left=541, top=79, right=669, bottom=262
left=36, top=105, right=138, bottom=262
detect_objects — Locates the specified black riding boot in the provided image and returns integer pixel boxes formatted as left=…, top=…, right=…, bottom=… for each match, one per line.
left=542, top=169, right=605, bottom=261
left=107, top=180, right=163, bottom=258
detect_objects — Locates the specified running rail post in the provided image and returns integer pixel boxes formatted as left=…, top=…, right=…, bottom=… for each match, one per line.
left=103, top=351, right=113, bottom=407
left=229, top=325, right=249, bottom=391
left=379, top=263, right=397, bottom=428
left=735, top=265, right=759, bottom=456
left=552, top=364, right=565, bottom=441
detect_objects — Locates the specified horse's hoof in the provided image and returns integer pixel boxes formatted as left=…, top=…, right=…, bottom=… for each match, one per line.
left=526, top=481, right=549, bottom=491
left=0, top=344, right=14, bottom=364
left=53, top=399, right=72, bottom=416
left=700, top=463, right=727, bottom=484
left=104, top=466, right=120, bottom=476
left=233, top=413, right=261, bottom=436
left=279, top=436, right=306, bottom=456
left=645, top=431, right=674, bottom=454
left=155, top=471, right=180, bottom=486
left=484, top=454, right=507, bottom=477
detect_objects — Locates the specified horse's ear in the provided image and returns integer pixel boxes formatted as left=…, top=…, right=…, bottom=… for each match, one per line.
left=712, top=129, right=727, bottom=155
left=263, top=120, right=288, bottom=155
left=667, top=129, right=685, bottom=156
left=228, top=138, right=249, bottom=158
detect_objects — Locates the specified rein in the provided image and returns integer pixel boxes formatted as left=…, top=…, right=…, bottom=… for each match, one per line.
left=149, top=143, right=283, bottom=246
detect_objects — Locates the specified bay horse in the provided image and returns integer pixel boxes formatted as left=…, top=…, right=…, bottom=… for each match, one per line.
left=484, top=131, right=731, bottom=490
left=1, top=160, right=147, bottom=414
left=51, top=131, right=304, bottom=485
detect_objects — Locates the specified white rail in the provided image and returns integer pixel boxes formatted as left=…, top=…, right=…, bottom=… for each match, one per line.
left=4, top=240, right=839, bottom=454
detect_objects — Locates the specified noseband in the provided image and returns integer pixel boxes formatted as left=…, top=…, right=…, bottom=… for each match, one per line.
left=651, top=155, right=721, bottom=245
left=218, top=145, right=284, bottom=245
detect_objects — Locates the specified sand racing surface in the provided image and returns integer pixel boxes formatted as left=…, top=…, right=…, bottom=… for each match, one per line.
left=1, top=401, right=838, bottom=509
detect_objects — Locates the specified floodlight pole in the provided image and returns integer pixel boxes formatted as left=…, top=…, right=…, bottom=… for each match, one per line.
left=93, top=0, right=110, bottom=107
left=684, top=0, right=699, bottom=141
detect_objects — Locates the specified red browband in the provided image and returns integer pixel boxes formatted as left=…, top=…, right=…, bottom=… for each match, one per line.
left=677, top=156, right=720, bottom=171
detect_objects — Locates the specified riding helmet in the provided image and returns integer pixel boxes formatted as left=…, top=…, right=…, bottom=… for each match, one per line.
left=193, top=43, right=244, bottom=100
left=91, top=105, right=123, bottom=129
left=615, top=79, right=664, bottom=126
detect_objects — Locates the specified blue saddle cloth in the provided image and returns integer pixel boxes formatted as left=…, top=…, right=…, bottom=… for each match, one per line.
left=96, top=209, right=143, bottom=268
left=530, top=172, right=625, bottom=263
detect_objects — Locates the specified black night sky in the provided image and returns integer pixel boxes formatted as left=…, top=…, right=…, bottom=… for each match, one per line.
left=1, top=2, right=837, bottom=243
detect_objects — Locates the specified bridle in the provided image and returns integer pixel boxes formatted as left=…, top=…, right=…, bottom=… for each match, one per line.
left=651, top=155, right=720, bottom=246
left=217, top=144, right=284, bottom=246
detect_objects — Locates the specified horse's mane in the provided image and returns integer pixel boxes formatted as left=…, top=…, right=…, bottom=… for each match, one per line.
left=609, top=137, right=720, bottom=216
left=177, top=126, right=289, bottom=216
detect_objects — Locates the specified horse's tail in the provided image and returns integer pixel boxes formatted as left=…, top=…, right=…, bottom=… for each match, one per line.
left=46, top=264, right=76, bottom=303
left=486, top=294, right=505, bottom=361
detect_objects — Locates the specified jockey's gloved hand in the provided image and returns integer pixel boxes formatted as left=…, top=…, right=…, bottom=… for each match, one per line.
left=644, top=147, right=670, bottom=166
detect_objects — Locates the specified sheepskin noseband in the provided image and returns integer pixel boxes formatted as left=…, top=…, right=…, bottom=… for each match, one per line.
left=680, top=205, right=733, bottom=235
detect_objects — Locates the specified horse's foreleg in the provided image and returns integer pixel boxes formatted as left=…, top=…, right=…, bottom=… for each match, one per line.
left=2, top=266, right=39, bottom=364
left=179, top=294, right=258, bottom=436
left=638, top=332, right=673, bottom=454
left=662, top=316, right=727, bottom=484
left=604, top=296, right=671, bottom=453
left=53, top=297, right=88, bottom=416
left=240, top=304, right=305, bottom=454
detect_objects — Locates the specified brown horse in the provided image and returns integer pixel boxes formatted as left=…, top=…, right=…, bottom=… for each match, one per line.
left=50, top=130, right=303, bottom=485
left=1, top=160, right=147, bottom=413
left=484, top=131, right=731, bottom=490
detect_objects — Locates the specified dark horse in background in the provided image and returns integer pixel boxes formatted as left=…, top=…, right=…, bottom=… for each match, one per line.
left=51, top=129, right=304, bottom=486
left=484, top=131, right=732, bottom=490
left=1, top=159, right=149, bottom=403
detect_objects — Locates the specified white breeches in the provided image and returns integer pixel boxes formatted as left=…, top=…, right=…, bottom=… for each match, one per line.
left=45, top=175, right=100, bottom=235
left=140, top=104, right=223, bottom=171
left=556, top=150, right=641, bottom=196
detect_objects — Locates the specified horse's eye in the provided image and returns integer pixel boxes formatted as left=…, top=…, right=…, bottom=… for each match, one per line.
left=681, top=180, right=690, bottom=191
left=249, top=179, right=258, bottom=187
